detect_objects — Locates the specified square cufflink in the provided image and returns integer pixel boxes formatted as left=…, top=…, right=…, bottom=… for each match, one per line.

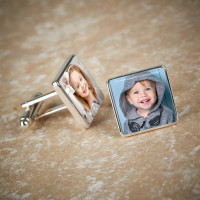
left=20, top=55, right=104, bottom=129
left=107, top=66, right=178, bottom=136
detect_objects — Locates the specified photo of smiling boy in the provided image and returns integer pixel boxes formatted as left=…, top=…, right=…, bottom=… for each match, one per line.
left=119, top=71, right=176, bottom=134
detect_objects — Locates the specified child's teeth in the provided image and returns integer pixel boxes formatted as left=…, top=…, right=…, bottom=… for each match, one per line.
left=141, top=99, right=149, bottom=103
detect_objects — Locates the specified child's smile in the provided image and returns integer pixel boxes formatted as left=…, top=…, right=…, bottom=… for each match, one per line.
left=140, top=98, right=151, bottom=104
left=82, top=84, right=89, bottom=96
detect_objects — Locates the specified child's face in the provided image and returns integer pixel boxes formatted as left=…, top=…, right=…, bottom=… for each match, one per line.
left=70, top=70, right=89, bottom=98
left=126, top=80, right=157, bottom=112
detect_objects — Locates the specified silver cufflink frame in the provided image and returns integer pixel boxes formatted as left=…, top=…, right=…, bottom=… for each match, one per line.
left=20, top=55, right=104, bottom=128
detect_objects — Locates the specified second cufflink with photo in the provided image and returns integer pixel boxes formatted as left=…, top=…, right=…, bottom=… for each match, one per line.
left=107, top=66, right=177, bottom=136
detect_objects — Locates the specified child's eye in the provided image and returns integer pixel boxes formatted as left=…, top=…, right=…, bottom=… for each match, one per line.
left=134, top=91, right=139, bottom=94
left=77, top=84, right=80, bottom=89
left=145, top=88, right=151, bottom=91
left=80, top=77, right=82, bottom=81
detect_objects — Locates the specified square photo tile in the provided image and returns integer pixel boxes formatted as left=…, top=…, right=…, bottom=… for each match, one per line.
left=107, top=66, right=177, bottom=136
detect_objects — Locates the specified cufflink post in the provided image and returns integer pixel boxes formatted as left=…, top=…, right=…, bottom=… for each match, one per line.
left=20, top=91, right=67, bottom=127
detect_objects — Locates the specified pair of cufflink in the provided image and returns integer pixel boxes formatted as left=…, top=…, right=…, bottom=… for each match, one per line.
left=20, top=54, right=177, bottom=136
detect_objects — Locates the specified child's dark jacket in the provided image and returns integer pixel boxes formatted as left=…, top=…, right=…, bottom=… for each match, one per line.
left=119, top=71, right=175, bottom=135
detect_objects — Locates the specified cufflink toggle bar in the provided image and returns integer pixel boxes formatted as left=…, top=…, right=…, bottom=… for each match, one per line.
left=20, top=91, right=67, bottom=127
